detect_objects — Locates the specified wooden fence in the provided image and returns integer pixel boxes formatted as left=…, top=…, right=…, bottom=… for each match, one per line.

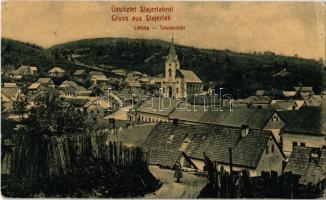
left=201, top=153, right=325, bottom=198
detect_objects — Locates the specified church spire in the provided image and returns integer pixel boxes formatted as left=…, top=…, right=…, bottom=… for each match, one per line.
left=167, top=37, right=177, bottom=61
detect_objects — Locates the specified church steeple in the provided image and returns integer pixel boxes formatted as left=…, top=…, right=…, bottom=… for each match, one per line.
left=166, top=37, right=178, bottom=63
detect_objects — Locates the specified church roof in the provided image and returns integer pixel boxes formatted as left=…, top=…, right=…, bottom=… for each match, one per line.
left=178, top=69, right=202, bottom=83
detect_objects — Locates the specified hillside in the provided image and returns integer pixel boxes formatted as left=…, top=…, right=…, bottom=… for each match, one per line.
left=1, top=37, right=323, bottom=97
left=1, top=38, right=54, bottom=68
left=49, top=37, right=323, bottom=96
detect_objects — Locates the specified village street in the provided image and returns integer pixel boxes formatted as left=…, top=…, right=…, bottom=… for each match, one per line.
left=145, top=166, right=208, bottom=199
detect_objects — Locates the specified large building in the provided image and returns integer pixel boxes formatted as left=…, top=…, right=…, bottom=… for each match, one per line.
left=160, top=38, right=203, bottom=99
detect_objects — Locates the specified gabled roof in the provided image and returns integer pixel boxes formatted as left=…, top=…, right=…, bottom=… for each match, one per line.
left=91, top=75, right=109, bottom=81
left=285, top=146, right=326, bottom=185
left=48, top=67, right=65, bottom=73
left=37, top=78, right=53, bottom=84
left=279, top=107, right=326, bottom=135
left=142, top=123, right=279, bottom=169
left=178, top=69, right=202, bottom=83
left=28, top=82, right=42, bottom=90
left=59, top=80, right=87, bottom=91
left=14, top=65, right=38, bottom=75
left=73, top=69, right=85, bottom=76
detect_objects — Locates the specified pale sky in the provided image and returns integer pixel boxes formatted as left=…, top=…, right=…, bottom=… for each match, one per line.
left=1, top=1, right=325, bottom=59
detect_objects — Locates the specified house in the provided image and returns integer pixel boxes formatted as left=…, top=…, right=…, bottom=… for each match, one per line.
left=142, top=122, right=285, bottom=176
left=9, top=65, right=38, bottom=80
left=83, top=98, right=110, bottom=117
left=129, top=97, right=178, bottom=123
left=169, top=105, right=285, bottom=143
left=91, top=75, right=109, bottom=84
left=236, top=96, right=272, bottom=109
left=285, top=146, right=326, bottom=185
left=59, top=80, right=91, bottom=97
left=294, top=86, right=314, bottom=98
left=279, top=107, right=326, bottom=158
left=48, top=67, right=65, bottom=78
left=304, top=95, right=324, bottom=107
left=126, top=71, right=143, bottom=87
left=37, top=78, right=55, bottom=87
left=159, top=38, right=203, bottom=98
left=271, top=100, right=304, bottom=111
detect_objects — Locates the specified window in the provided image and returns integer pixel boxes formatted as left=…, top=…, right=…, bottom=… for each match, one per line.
left=176, top=88, right=179, bottom=93
left=292, top=142, right=298, bottom=150
left=266, top=145, right=269, bottom=154
left=168, top=68, right=172, bottom=77
left=271, top=144, right=275, bottom=153
left=300, top=143, right=305, bottom=147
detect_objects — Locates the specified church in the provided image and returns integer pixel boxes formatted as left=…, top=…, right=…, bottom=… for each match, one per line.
left=160, top=38, right=203, bottom=99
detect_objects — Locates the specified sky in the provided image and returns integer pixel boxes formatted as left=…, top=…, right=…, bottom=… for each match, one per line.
left=1, top=1, right=325, bottom=59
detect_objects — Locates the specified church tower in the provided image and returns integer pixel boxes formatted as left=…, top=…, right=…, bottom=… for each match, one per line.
left=165, top=37, right=180, bottom=83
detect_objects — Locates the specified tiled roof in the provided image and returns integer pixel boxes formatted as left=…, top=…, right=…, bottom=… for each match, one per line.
left=178, top=69, right=202, bottom=83
left=170, top=105, right=275, bottom=129
left=106, top=123, right=157, bottom=147
left=279, top=107, right=326, bottom=135
left=271, top=101, right=296, bottom=111
left=285, top=146, right=326, bottom=185
left=142, top=123, right=276, bottom=168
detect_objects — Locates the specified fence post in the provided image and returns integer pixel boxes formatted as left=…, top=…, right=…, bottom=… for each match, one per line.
left=229, top=147, right=233, bottom=173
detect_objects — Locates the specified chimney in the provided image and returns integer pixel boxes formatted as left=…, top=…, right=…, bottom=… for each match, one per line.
left=240, top=124, right=249, bottom=137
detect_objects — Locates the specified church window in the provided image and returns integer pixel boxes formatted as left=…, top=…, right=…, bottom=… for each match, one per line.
left=176, top=88, right=179, bottom=93
left=168, top=68, right=172, bottom=77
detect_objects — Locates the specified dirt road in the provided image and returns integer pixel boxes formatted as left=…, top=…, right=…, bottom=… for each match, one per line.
left=145, top=166, right=208, bottom=199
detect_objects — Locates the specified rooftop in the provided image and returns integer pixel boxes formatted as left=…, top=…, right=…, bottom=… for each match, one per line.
left=285, top=146, right=326, bottom=185
left=142, top=123, right=279, bottom=169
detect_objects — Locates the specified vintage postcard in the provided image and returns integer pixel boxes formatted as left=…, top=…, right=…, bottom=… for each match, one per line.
left=1, top=1, right=326, bottom=198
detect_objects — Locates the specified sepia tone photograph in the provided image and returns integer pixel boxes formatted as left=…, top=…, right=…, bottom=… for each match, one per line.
left=1, top=1, right=326, bottom=198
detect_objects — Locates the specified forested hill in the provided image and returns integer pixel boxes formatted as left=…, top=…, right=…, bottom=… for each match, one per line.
left=2, top=37, right=323, bottom=96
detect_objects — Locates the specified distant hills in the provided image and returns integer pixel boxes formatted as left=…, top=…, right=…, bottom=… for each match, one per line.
left=1, top=37, right=323, bottom=97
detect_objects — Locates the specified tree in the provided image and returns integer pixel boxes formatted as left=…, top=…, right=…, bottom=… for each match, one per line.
left=13, top=96, right=28, bottom=121
left=26, top=92, right=87, bottom=135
